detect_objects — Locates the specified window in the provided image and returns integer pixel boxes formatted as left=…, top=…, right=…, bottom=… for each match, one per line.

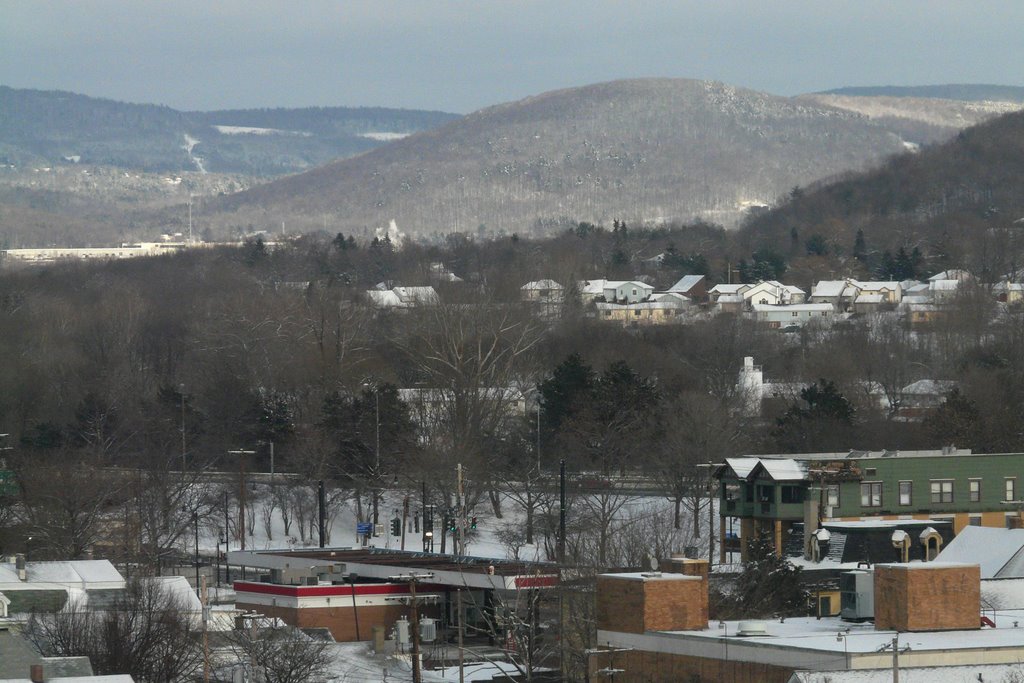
left=861, top=482, right=882, bottom=508
left=744, top=484, right=753, bottom=503
left=826, top=485, right=840, bottom=507
left=969, top=515, right=982, bottom=526
left=1007, top=478, right=1017, bottom=502
left=931, top=480, right=954, bottom=504
left=969, top=479, right=981, bottom=503
left=757, top=485, right=773, bottom=503
left=899, top=481, right=912, bottom=506
left=634, top=309, right=641, bottom=316
left=792, top=311, right=799, bottom=317
left=781, top=486, right=805, bottom=504
left=865, top=468, right=877, bottom=476
left=631, top=288, right=637, bottom=296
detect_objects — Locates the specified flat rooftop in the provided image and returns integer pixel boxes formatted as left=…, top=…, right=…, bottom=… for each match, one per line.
left=227, top=547, right=558, bottom=592
left=598, top=611, right=1024, bottom=671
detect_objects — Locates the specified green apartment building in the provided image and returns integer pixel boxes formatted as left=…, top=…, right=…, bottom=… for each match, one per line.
left=715, top=448, right=1024, bottom=561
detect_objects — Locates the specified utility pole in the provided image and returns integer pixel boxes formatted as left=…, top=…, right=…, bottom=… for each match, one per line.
left=228, top=450, right=255, bottom=551
left=201, top=576, right=210, bottom=683
left=558, top=459, right=566, bottom=564
left=389, top=573, right=433, bottom=683
left=892, top=635, right=900, bottom=683
left=456, top=463, right=465, bottom=557
left=193, top=511, right=200, bottom=596
left=318, top=480, right=327, bottom=548
left=457, top=588, right=465, bottom=683
left=180, top=384, right=187, bottom=473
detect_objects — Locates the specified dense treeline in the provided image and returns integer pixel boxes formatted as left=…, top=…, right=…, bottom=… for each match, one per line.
left=1, top=226, right=1023, bottom=565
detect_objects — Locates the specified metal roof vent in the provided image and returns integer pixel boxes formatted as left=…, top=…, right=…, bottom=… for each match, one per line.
left=736, top=620, right=769, bottom=636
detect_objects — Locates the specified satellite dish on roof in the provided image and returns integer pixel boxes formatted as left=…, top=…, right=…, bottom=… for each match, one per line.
left=648, top=556, right=659, bottom=572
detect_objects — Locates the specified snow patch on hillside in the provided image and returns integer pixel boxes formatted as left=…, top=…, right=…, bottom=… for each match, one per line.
left=360, top=132, right=409, bottom=141
left=213, top=125, right=312, bottom=137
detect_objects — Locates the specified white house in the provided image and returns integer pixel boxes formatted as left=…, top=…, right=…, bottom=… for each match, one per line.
left=365, top=285, right=440, bottom=308
left=601, top=281, right=654, bottom=304
left=520, top=280, right=564, bottom=303
left=750, top=303, right=833, bottom=328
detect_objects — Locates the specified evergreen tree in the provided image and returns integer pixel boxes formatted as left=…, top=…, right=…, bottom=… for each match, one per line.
left=852, top=229, right=867, bottom=262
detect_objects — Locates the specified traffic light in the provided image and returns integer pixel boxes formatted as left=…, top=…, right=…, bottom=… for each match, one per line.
left=447, top=513, right=456, bottom=533
left=390, top=518, right=401, bottom=537
left=470, top=516, right=478, bottom=530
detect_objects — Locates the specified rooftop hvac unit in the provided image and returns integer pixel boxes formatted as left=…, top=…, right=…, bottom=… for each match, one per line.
left=395, top=616, right=410, bottom=645
left=735, top=620, right=769, bottom=636
left=840, top=570, right=874, bottom=621
left=419, top=617, right=437, bottom=643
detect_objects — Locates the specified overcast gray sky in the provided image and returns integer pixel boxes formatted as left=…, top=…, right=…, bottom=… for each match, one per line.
left=3, top=1, right=1022, bottom=114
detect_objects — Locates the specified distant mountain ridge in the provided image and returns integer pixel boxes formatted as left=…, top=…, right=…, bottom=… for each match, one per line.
left=195, top=78, right=919, bottom=238
left=0, top=86, right=460, bottom=176
left=819, top=84, right=1024, bottom=102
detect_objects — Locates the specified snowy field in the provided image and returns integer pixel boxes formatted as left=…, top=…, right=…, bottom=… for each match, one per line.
left=193, top=482, right=712, bottom=566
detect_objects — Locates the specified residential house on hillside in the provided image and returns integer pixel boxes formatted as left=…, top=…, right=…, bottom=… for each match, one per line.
left=602, top=280, right=655, bottom=303
left=750, top=303, right=832, bottom=328
left=897, top=379, right=956, bottom=420
left=994, top=280, right=1024, bottom=304
left=709, top=280, right=806, bottom=314
left=810, top=279, right=902, bottom=312
left=365, top=285, right=440, bottom=309
left=578, top=279, right=609, bottom=303
left=744, top=280, right=806, bottom=306
left=521, top=279, right=563, bottom=302
left=596, top=292, right=691, bottom=326
left=665, top=275, right=708, bottom=302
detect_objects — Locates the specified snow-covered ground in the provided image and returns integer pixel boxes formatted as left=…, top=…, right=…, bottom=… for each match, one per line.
left=327, top=642, right=543, bottom=682
left=197, top=483, right=710, bottom=566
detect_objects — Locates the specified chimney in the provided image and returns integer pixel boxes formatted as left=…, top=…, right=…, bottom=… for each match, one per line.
left=16, top=553, right=26, bottom=581
left=30, top=664, right=43, bottom=683
left=83, top=549, right=93, bottom=561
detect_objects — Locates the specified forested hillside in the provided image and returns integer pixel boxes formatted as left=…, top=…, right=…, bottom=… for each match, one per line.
left=0, top=86, right=459, bottom=175
left=735, top=109, right=1024, bottom=283
left=192, top=78, right=913, bottom=238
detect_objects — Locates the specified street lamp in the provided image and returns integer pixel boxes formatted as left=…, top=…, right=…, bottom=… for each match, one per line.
left=228, top=450, right=256, bottom=551
left=362, top=382, right=381, bottom=526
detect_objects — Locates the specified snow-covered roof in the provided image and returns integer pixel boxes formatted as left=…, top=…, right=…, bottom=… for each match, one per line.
left=929, top=269, right=971, bottom=281
left=929, top=279, right=960, bottom=291
left=753, top=459, right=808, bottom=481
left=724, top=458, right=759, bottom=479
left=751, top=303, right=833, bottom=312
left=716, top=294, right=744, bottom=303
left=937, top=526, right=1024, bottom=578
left=720, top=457, right=808, bottom=481
left=579, top=279, right=608, bottom=295
left=393, top=286, right=439, bottom=304
left=709, top=283, right=746, bottom=295
left=901, top=379, right=956, bottom=396
left=982, top=578, right=1024, bottom=609
left=603, top=280, right=653, bottom=290
left=521, top=279, right=563, bottom=290
left=666, top=275, right=705, bottom=293
left=811, top=280, right=848, bottom=298
left=0, top=560, right=124, bottom=589
left=365, top=289, right=402, bottom=306
left=854, top=294, right=885, bottom=304
left=790, top=665, right=1024, bottom=683
left=904, top=282, right=929, bottom=294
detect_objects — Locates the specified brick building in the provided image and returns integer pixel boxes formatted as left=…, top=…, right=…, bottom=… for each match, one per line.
left=227, top=547, right=558, bottom=643
left=590, top=561, right=1024, bottom=683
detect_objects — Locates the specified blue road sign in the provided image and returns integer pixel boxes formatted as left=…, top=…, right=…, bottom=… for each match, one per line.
left=357, top=522, right=373, bottom=536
